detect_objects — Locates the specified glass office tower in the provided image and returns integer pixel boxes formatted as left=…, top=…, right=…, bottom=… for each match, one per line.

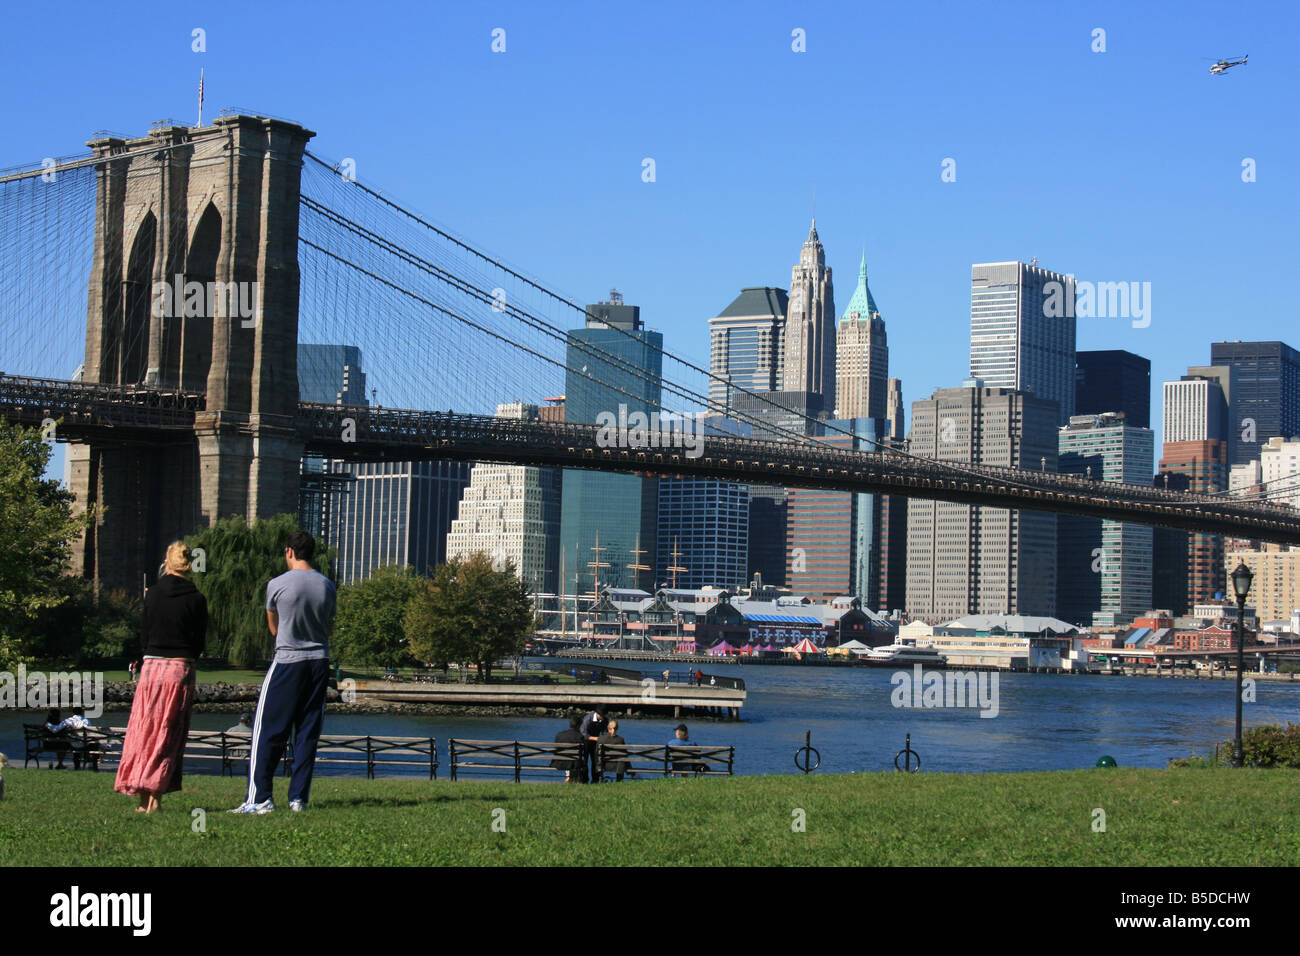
left=559, top=294, right=663, bottom=598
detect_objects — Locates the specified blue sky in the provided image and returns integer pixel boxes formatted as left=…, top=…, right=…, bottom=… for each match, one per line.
left=2, top=0, right=1296, bottom=445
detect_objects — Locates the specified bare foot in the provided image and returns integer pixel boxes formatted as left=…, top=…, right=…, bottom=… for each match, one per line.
left=145, top=795, right=161, bottom=814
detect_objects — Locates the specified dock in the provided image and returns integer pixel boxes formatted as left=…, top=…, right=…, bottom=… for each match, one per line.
left=354, top=678, right=745, bottom=719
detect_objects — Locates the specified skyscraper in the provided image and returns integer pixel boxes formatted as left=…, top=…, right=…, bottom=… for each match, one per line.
left=325, top=458, right=472, bottom=585
left=970, top=261, right=1076, bottom=424
left=1075, top=349, right=1150, bottom=429
left=835, top=254, right=888, bottom=421
left=559, top=293, right=662, bottom=599
left=781, top=220, right=836, bottom=403
left=1156, top=441, right=1229, bottom=612
left=1157, top=368, right=1232, bottom=613
left=1163, top=372, right=1230, bottom=445
left=708, top=287, right=788, bottom=415
left=655, top=478, right=749, bottom=590
left=446, top=402, right=561, bottom=595
left=906, top=386, right=1060, bottom=623
left=298, top=344, right=367, bottom=405
left=1209, top=341, right=1300, bottom=466
left=886, top=378, right=905, bottom=440
left=786, top=418, right=904, bottom=607
left=1057, top=413, right=1155, bottom=627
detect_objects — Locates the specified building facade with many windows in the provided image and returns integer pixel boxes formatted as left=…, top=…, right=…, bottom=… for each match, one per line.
left=905, top=386, right=1060, bottom=622
left=970, top=261, right=1076, bottom=424
left=708, top=287, right=788, bottom=416
left=445, top=402, right=561, bottom=595
left=1057, top=413, right=1154, bottom=627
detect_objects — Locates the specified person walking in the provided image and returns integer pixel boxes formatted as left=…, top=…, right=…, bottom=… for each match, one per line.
left=231, top=531, right=336, bottom=815
left=114, top=541, right=207, bottom=813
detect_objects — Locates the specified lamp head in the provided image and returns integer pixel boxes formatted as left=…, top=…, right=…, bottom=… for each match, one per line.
left=1231, top=562, right=1254, bottom=603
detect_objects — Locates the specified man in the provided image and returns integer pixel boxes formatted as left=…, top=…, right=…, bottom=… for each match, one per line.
left=596, top=718, right=629, bottom=782
left=231, top=531, right=336, bottom=814
left=668, top=723, right=696, bottom=777
left=224, top=712, right=254, bottom=763
left=579, top=705, right=609, bottom=783
left=551, top=714, right=587, bottom=783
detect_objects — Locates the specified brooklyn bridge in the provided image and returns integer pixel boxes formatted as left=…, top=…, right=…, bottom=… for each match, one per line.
left=3, top=114, right=1298, bottom=594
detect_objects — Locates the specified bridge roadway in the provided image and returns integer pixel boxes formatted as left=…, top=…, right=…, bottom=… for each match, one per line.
left=4, top=375, right=1300, bottom=546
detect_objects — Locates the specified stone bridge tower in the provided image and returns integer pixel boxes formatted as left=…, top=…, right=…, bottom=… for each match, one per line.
left=70, top=115, right=314, bottom=593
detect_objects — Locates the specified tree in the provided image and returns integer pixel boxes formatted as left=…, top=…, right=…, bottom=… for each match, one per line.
left=332, top=564, right=425, bottom=668
left=185, top=514, right=334, bottom=666
left=405, top=552, right=535, bottom=679
left=0, top=421, right=93, bottom=669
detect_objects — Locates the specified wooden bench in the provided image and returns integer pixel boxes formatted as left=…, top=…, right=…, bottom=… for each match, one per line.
left=447, top=739, right=586, bottom=782
left=22, top=724, right=108, bottom=771
left=596, top=743, right=735, bottom=778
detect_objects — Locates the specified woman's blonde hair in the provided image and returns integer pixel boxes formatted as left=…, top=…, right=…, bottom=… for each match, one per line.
left=164, top=540, right=193, bottom=574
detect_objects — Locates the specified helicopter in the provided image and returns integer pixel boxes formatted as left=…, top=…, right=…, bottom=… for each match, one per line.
left=1209, top=54, right=1248, bottom=75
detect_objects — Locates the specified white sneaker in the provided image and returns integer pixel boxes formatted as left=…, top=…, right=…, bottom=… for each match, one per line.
left=228, top=799, right=275, bottom=815
left=289, top=799, right=305, bottom=812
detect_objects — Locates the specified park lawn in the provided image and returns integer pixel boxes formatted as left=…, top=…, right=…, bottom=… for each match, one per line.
left=1, top=767, right=1298, bottom=866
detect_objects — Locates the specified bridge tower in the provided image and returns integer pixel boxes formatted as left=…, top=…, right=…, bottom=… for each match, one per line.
left=69, top=115, right=314, bottom=592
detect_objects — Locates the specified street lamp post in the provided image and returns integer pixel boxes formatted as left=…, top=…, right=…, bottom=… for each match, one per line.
left=1230, top=562, right=1255, bottom=768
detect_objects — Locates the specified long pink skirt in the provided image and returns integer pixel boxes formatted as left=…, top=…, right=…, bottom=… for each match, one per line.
left=114, top=658, right=196, bottom=797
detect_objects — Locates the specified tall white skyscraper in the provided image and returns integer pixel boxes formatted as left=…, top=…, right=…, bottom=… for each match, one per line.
left=446, top=402, right=561, bottom=594
left=969, top=261, right=1076, bottom=424
left=781, top=220, right=836, bottom=402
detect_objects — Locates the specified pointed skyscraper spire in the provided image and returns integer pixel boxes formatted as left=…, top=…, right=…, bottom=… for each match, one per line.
left=842, top=248, right=879, bottom=319
left=808, top=217, right=819, bottom=243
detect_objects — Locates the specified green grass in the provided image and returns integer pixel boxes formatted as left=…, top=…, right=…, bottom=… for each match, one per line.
left=2, top=766, right=1298, bottom=866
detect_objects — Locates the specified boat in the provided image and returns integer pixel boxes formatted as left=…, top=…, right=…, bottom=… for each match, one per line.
left=856, top=638, right=948, bottom=668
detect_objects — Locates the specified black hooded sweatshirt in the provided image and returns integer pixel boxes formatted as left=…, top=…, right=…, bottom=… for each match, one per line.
left=141, top=573, right=209, bottom=659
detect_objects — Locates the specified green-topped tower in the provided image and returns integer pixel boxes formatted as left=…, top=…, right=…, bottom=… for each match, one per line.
left=835, top=251, right=889, bottom=420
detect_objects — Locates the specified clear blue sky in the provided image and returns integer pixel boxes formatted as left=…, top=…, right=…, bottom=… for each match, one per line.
left=2, top=0, right=1296, bottom=444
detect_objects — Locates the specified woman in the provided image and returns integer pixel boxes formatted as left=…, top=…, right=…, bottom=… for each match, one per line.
left=114, top=541, right=207, bottom=813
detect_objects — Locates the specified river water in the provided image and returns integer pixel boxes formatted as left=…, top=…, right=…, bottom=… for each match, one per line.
left=4, top=661, right=1298, bottom=778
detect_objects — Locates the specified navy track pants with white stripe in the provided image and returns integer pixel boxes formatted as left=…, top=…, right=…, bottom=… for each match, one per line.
left=247, top=658, right=329, bottom=806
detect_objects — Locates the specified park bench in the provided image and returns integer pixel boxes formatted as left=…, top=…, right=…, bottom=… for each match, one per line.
left=312, top=735, right=439, bottom=779
left=22, top=724, right=113, bottom=771
left=596, top=742, right=735, bottom=778
left=447, top=739, right=586, bottom=782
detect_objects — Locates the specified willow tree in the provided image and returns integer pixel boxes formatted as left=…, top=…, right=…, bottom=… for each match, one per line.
left=185, top=514, right=334, bottom=666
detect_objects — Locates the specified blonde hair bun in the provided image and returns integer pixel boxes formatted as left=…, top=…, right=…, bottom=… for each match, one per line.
left=165, top=540, right=193, bottom=574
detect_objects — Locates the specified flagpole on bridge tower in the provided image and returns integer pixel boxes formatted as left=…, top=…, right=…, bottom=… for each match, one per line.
left=197, top=68, right=205, bottom=127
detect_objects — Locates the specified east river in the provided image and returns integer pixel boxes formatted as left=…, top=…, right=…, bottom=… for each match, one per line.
left=5, top=661, right=1299, bottom=777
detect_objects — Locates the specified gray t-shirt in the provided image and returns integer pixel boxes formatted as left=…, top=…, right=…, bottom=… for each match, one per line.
left=266, top=569, right=336, bottom=662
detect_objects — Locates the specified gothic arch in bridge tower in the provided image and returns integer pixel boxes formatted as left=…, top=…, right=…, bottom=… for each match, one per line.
left=180, top=201, right=221, bottom=392
left=121, top=211, right=156, bottom=386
